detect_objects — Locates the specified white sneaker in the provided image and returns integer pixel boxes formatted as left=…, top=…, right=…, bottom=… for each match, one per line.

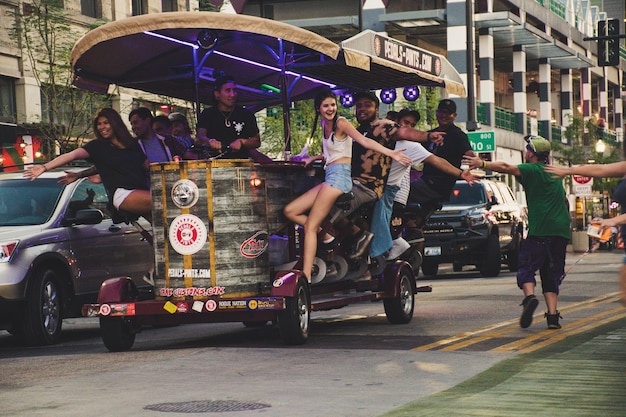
left=386, top=237, right=411, bottom=260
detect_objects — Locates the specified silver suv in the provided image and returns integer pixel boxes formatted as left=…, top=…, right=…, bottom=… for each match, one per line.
left=0, top=168, right=153, bottom=345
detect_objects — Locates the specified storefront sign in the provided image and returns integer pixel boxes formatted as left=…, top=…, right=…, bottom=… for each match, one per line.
left=374, top=34, right=441, bottom=76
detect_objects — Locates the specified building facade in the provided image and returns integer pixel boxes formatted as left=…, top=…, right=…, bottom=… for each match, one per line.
left=0, top=0, right=624, bottom=186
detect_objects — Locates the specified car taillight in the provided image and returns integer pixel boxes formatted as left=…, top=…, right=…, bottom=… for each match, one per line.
left=0, top=240, right=19, bottom=263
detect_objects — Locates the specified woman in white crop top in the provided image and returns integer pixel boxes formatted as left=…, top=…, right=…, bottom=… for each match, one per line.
left=284, top=90, right=412, bottom=283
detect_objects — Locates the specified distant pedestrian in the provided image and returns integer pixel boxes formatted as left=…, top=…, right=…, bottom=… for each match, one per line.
left=465, top=135, right=571, bottom=329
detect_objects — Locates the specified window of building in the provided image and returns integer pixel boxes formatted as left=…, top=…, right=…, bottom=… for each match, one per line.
left=0, top=77, right=16, bottom=123
left=132, top=0, right=148, bottom=15
left=162, top=0, right=177, bottom=12
left=81, top=0, right=102, bottom=18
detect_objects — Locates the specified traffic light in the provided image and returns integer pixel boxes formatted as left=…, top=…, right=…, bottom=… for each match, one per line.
left=597, top=19, right=620, bottom=67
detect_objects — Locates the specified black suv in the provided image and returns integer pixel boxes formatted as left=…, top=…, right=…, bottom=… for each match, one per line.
left=421, top=179, right=526, bottom=277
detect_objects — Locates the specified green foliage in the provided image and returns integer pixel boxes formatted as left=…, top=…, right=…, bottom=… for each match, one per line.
left=198, top=0, right=220, bottom=11
left=259, top=99, right=354, bottom=158
left=550, top=113, right=622, bottom=195
left=258, top=89, right=439, bottom=158
left=9, top=0, right=110, bottom=157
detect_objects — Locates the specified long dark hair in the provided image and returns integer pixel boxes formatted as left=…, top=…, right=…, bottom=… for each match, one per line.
left=310, top=89, right=339, bottom=141
left=93, top=108, right=136, bottom=148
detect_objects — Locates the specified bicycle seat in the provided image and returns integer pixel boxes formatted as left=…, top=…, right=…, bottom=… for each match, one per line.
left=335, top=192, right=355, bottom=211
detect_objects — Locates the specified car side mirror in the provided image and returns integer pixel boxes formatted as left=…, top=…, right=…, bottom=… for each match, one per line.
left=62, top=209, right=104, bottom=226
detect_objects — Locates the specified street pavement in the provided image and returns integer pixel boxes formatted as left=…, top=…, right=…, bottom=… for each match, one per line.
left=0, top=247, right=624, bottom=417
left=383, top=246, right=626, bottom=417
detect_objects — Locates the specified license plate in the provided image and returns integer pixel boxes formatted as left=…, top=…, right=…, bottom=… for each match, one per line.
left=424, top=247, right=441, bottom=256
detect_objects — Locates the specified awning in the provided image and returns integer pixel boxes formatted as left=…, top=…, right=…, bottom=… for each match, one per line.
left=336, top=30, right=466, bottom=97
left=70, top=12, right=467, bottom=107
left=71, top=12, right=341, bottom=108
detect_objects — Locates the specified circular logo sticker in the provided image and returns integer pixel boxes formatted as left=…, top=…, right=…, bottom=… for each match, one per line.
left=99, top=304, right=112, bottom=316
left=171, top=179, right=199, bottom=209
left=248, top=299, right=258, bottom=310
left=205, top=299, right=217, bottom=312
left=168, top=214, right=207, bottom=255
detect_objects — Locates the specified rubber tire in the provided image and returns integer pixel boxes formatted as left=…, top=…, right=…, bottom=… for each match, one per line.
left=16, top=268, right=63, bottom=346
left=507, top=231, right=522, bottom=272
left=278, top=276, right=310, bottom=345
left=421, top=259, right=438, bottom=277
left=479, top=234, right=501, bottom=277
left=384, top=265, right=415, bottom=324
left=100, top=317, right=136, bottom=352
left=403, top=247, right=422, bottom=276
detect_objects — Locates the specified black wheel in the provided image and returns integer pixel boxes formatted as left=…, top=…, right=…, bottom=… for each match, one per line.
left=507, top=231, right=522, bottom=272
left=401, top=247, right=422, bottom=276
left=384, top=265, right=415, bottom=324
left=100, top=317, right=136, bottom=352
left=479, top=234, right=501, bottom=277
left=16, top=268, right=63, bottom=346
left=421, top=259, right=438, bottom=276
left=277, top=277, right=310, bottom=345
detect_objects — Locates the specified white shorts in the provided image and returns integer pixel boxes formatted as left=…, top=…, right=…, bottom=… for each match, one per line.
left=113, top=188, right=134, bottom=210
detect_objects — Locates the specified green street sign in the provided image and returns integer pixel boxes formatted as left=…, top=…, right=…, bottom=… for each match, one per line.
left=467, top=131, right=495, bottom=152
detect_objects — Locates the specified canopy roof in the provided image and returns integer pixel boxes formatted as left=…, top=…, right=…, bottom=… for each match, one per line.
left=70, top=12, right=466, bottom=108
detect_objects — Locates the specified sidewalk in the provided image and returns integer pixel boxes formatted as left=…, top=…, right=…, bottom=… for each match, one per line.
left=382, top=247, right=626, bottom=417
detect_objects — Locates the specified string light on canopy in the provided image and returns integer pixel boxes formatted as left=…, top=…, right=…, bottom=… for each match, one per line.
left=403, top=86, right=420, bottom=101
left=380, top=89, right=396, bottom=104
left=340, top=92, right=355, bottom=107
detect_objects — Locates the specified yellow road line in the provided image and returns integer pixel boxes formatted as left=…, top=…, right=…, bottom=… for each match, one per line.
left=412, top=292, right=621, bottom=352
left=493, top=307, right=626, bottom=353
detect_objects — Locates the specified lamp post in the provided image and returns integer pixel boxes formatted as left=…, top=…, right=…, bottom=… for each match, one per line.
left=595, top=139, right=606, bottom=154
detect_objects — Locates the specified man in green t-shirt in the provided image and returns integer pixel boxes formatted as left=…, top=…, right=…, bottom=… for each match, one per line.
left=464, top=136, right=570, bottom=330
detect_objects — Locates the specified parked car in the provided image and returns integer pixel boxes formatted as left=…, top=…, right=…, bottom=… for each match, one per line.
left=0, top=168, right=154, bottom=345
left=421, top=178, right=526, bottom=277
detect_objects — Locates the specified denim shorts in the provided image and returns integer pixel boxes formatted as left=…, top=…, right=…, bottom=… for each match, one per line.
left=324, top=163, right=352, bottom=193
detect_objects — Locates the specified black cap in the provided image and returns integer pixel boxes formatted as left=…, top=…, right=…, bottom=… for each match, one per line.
left=353, top=91, right=380, bottom=107
left=397, top=107, right=420, bottom=123
left=214, top=75, right=235, bottom=91
left=437, top=99, right=456, bottom=113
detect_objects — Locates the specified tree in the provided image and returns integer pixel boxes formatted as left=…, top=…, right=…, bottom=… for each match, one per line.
left=551, top=114, right=622, bottom=194
left=10, top=0, right=111, bottom=158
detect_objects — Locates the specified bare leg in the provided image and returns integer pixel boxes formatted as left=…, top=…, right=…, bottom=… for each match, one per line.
left=522, top=282, right=535, bottom=297
left=543, top=292, right=558, bottom=314
left=283, top=184, right=323, bottom=227
left=301, top=184, right=343, bottom=281
left=119, top=190, right=152, bottom=222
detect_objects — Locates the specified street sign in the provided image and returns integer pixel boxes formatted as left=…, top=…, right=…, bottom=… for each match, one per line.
left=572, top=175, right=593, bottom=196
left=467, top=131, right=495, bottom=152
left=572, top=175, right=592, bottom=185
